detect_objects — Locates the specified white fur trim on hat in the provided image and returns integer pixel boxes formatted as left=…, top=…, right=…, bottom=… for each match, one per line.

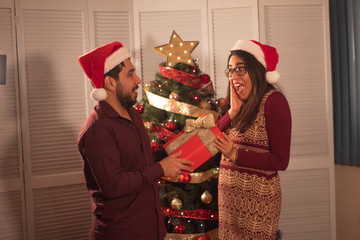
left=104, top=47, right=131, bottom=74
left=231, top=40, right=266, bottom=68
left=91, top=88, right=107, bottom=101
left=266, top=71, right=280, bottom=84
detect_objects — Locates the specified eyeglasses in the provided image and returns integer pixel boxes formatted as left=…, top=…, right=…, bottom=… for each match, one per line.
left=224, top=66, right=246, bottom=78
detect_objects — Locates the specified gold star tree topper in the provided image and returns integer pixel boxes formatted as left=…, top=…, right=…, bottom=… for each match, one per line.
left=154, top=30, right=199, bottom=67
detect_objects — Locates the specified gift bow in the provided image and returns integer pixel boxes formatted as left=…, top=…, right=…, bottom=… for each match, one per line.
left=184, top=114, right=216, bottom=133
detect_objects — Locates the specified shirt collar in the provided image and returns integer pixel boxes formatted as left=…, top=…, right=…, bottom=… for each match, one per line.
left=98, top=100, right=136, bottom=120
left=98, top=100, right=120, bottom=118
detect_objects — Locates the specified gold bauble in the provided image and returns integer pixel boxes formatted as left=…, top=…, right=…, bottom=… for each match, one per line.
left=171, top=198, right=183, bottom=210
left=169, top=92, right=179, bottom=101
left=201, top=191, right=213, bottom=204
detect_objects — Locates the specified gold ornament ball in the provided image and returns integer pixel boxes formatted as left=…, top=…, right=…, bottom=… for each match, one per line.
left=199, top=100, right=212, bottom=110
left=169, top=92, right=179, bottom=101
left=201, top=191, right=213, bottom=204
left=171, top=198, right=183, bottom=210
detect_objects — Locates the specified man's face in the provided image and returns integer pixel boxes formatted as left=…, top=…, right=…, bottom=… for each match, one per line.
left=116, top=59, right=141, bottom=108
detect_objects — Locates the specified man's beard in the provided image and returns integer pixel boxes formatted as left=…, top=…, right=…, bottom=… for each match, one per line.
left=116, top=83, right=138, bottom=109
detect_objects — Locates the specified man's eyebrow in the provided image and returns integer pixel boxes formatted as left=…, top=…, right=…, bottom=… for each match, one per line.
left=128, top=68, right=135, bottom=73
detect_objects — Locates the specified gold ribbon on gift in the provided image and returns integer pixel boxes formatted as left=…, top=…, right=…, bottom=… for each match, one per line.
left=183, top=113, right=216, bottom=132
left=144, top=87, right=216, bottom=118
left=164, top=114, right=219, bottom=157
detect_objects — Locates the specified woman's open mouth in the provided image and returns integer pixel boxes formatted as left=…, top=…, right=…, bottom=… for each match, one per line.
left=233, top=82, right=244, bottom=95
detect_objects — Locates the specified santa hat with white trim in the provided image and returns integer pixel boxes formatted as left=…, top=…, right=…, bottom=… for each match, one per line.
left=231, top=40, right=280, bottom=84
left=78, top=41, right=131, bottom=101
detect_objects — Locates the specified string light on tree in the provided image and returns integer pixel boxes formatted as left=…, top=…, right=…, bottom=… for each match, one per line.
left=143, top=121, right=152, bottom=131
left=154, top=30, right=199, bottom=67
left=169, top=92, right=179, bottom=101
left=199, top=100, right=212, bottom=110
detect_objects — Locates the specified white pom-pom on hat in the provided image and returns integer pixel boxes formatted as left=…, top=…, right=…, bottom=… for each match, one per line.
left=78, top=41, right=131, bottom=101
left=266, top=71, right=280, bottom=84
left=231, top=40, right=280, bottom=84
left=91, top=88, right=107, bottom=101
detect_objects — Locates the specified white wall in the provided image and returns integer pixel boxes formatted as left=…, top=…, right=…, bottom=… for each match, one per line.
left=335, top=165, right=360, bottom=240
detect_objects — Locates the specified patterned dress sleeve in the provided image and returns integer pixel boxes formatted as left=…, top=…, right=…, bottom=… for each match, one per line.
left=215, top=111, right=232, bottom=132
left=234, top=91, right=292, bottom=171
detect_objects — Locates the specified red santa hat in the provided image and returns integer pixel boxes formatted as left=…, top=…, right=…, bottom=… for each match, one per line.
left=231, top=40, right=280, bottom=84
left=78, top=41, right=131, bottom=101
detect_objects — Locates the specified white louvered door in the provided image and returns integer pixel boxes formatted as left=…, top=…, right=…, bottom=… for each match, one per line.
left=207, top=0, right=259, bottom=99
left=0, top=0, right=26, bottom=239
left=16, top=0, right=92, bottom=239
left=259, top=0, right=335, bottom=239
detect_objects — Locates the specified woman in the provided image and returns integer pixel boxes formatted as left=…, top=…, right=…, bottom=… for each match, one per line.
left=214, top=40, right=291, bottom=240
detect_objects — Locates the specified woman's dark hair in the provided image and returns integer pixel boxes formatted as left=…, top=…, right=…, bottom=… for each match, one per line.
left=218, top=50, right=274, bottom=133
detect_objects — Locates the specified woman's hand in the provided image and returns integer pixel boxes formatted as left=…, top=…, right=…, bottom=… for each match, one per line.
left=228, top=80, right=243, bottom=119
left=215, top=132, right=237, bottom=162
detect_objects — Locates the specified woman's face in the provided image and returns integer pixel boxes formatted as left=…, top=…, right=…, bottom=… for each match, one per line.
left=228, top=55, right=253, bottom=100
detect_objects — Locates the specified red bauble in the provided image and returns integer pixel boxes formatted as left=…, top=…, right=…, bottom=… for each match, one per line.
left=166, top=121, right=177, bottom=131
left=150, top=141, right=159, bottom=151
left=197, top=235, right=210, bottom=240
left=174, top=225, right=185, bottom=234
left=180, top=174, right=191, bottom=183
left=200, top=74, right=210, bottom=84
left=151, top=125, right=160, bottom=132
left=135, top=104, right=144, bottom=113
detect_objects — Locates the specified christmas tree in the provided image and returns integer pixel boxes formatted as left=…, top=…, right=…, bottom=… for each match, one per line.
left=136, top=31, right=224, bottom=240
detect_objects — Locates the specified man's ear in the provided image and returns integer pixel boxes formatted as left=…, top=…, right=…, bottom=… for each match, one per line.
left=103, top=76, right=116, bottom=91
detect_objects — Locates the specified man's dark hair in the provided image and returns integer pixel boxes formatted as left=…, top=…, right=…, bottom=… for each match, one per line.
left=103, top=62, right=125, bottom=84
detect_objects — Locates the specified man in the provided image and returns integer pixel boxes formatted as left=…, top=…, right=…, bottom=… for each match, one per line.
left=77, top=42, right=193, bottom=240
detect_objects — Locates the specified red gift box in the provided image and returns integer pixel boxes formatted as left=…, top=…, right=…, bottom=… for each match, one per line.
left=163, top=114, right=225, bottom=175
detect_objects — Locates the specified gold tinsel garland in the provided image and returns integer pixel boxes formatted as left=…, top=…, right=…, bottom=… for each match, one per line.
left=164, top=228, right=218, bottom=240
left=163, top=168, right=219, bottom=184
left=144, top=87, right=216, bottom=118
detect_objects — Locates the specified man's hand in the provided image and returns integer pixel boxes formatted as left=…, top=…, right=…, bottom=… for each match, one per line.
left=159, top=151, right=193, bottom=178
